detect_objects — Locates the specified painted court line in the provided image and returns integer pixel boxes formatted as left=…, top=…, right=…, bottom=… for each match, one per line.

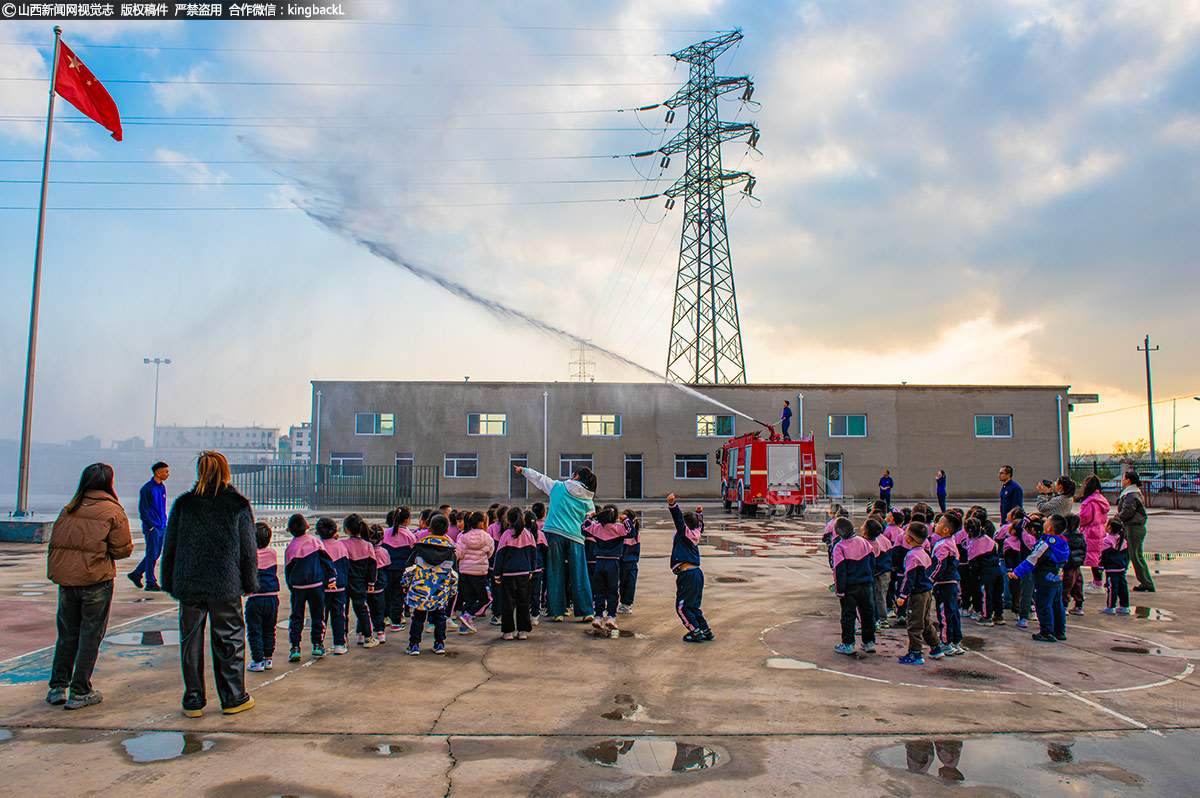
left=0, top=607, right=176, bottom=672
left=973, top=650, right=1162, bottom=735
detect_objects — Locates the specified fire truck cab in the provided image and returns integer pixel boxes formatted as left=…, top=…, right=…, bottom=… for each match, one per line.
left=717, top=430, right=819, bottom=516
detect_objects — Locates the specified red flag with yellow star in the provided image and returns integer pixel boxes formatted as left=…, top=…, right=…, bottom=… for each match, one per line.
left=54, top=41, right=122, bottom=141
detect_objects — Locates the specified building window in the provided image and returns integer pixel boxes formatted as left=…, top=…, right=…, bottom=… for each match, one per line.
left=581, top=414, right=621, bottom=436
left=559, top=453, right=594, bottom=479
left=675, top=454, right=709, bottom=479
left=444, top=453, right=478, bottom=478
left=829, top=414, right=867, bottom=438
left=331, top=451, right=364, bottom=477
left=696, top=414, right=734, bottom=437
left=975, top=414, right=1013, bottom=438
left=467, top=413, right=507, bottom=436
left=355, top=412, right=394, bottom=436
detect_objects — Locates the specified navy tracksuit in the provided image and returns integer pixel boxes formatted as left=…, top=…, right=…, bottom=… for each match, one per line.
left=619, top=520, right=640, bottom=607
left=1013, top=534, right=1069, bottom=637
left=832, top=535, right=876, bottom=645
left=669, top=503, right=708, bottom=633
left=930, top=537, right=962, bottom=646
left=245, top=547, right=280, bottom=662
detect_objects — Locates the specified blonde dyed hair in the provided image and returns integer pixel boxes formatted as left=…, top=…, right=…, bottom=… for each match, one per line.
left=195, top=450, right=232, bottom=497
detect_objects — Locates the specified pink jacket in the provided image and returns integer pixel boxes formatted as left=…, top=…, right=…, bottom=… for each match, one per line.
left=1078, top=491, right=1110, bottom=568
left=455, top=528, right=495, bottom=576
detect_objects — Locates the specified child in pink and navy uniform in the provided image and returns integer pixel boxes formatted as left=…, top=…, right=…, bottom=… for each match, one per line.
left=284, top=513, right=335, bottom=662
left=831, top=517, right=876, bottom=655
left=245, top=522, right=279, bottom=672
left=583, top=504, right=627, bottom=630
left=495, top=507, right=537, bottom=639
left=1100, top=519, right=1131, bottom=614
left=965, top=517, right=1006, bottom=626
left=316, top=517, right=349, bottom=655
left=342, top=514, right=379, bottom=648
left=863, top=517, right=892, bottom=629
left=617, top=508, right=640, bottom=614
left=667, top=494, right=712, bottom=643
left=896, top=522, right=944, bottom=664
left=367, top=524, right=391, bottom=643
left=929, top=512, right=965, bottom=656
left=382, top=507, right=416, bottom=632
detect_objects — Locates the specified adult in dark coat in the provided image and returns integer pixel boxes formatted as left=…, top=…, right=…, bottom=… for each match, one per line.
left=161, top=451, right=258, bottom=717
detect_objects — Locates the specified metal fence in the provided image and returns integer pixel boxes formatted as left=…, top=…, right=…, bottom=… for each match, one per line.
left=1069, top=459, right=1200, bottom=493
left=231, top=464, right=439, bottom=509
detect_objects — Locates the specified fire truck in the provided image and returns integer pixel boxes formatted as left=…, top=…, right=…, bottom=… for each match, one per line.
left=716, top=427, right=819, bottom=516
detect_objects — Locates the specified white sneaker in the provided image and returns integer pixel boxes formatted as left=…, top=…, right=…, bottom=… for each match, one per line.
left=331, top=644, right=349, bottom=655
left=604, top=616, right=619, bottom=630
left=617, top=604, right=633, bottom=614
left=591, top=617, right=605, bottom=630
left=531, top=616, right=539, bottom=626
left=362, top=637, right=380, bottom=649
left=247, top=661, right=265, bottom=672
left=263, top=659, right=274, bottom=670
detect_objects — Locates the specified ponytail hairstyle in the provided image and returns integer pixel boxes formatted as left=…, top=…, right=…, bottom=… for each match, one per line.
left=524, top=509, right=538, bottom=533
left=504, top=505, right=526, bottom=535
left=964, top=517, right=982, bottom=539
left=497, top=505, right=510, bottom=530
left=982, top=519, right=997, bottom=538
left=447, top=510, right=458, bottom=529
left=622, top=508, right=640, bottom=535
left=392, top=506, right=411, bottom=532
left=65, top=463, right=118, bottom=514
left=367, top=523, right=385, bottom=545
left=1106, top=517, right=1126, bottom=546
left=343, top=512, right=368, bottom=538
left=467, top=510, right=487, bottom=530
left=597, top=503, right=619, bottom=525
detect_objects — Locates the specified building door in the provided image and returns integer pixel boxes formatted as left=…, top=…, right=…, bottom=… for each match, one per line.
left=510, top=454, right=528, bottom=499
left=395, top=453, right=414, bottom=502
left=625, top=454, right=643, bottom=500
left=824, top=454, right=843, bottom=499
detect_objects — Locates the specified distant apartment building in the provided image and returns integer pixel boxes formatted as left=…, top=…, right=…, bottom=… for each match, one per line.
left=155, top=424, right=279, bottom=463
left=289, top=422, right=313, bottom=463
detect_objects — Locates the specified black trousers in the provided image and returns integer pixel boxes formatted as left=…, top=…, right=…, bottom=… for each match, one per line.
left=977, top=564, right=1006, bottom=621
left=50, top=580, right=114, bottom=696
left=839, top=582, right=876, bottom=645
left=409, top=608, right=445, bottom=646
left=367, top=590, right=387, bottom=634
left=619, top=560, right=638, bottom=606
left=501, top=574, right=532, bottom=634
left=244, top=596, right=278, bottom=662
left=347, top=587, right=371, bottom=637
left=324, top=590, right=347, bottom=646
left=289, top=587, right=325, bottom=647
left=179, top=597, right=249, bottom=711
left=458, top=573, right=492, bottom=617
left=592, top=559, right=620, bottom=618
left=385, top=569, right=408, bottom=621
left=675, top=568, right=707, bottom=632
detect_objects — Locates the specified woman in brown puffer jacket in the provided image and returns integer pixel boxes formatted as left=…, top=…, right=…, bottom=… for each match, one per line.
left=45, top=463, right=133, bottom=710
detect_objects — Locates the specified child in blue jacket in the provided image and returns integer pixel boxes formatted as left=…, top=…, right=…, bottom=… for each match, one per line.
left=284, top=513, right=335, bottom=662
left=668, top=494, right=712, bottom=643
left=831, top=517, right=876, bottom=655
left=1010, top=514, right=1070, bottom=642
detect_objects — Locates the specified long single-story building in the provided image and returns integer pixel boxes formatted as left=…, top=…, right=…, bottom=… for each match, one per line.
left=308, top=381, right=1077, bottom=503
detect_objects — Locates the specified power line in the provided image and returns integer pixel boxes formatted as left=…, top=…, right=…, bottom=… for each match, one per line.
left=0, top=178, right=650, bottom=187
left=0, top=117, right=671, bottom=131
left=0, top=197, right=646, bottom=211
left=0, top=106, right=657, bottom=120
left=0, top=40, right=670, bottom=56
left=1072, top=393, right=1200, bottom=419
left=0, top=154, right=629, bottom=165
left=0, top=76, right=679, bottom=87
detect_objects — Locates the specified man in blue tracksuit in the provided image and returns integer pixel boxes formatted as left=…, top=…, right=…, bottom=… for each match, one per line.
left=780, top=400, right=792, bottom=441
left=879, top=470, right=894, bottom=512
left=517, top=464, right=595, bottom=622
left=1010, top=515, right=1070, bottom=642
left=129, top=461, right=169, bottom=592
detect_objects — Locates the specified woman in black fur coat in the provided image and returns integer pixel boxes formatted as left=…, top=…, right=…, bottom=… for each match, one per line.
left=161, top=450, right=258, bottom=718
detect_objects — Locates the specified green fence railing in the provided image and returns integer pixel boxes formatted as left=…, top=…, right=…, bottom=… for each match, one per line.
left=231, top=464, right=439, bottom=509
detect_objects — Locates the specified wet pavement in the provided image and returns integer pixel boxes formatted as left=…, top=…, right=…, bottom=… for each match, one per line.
left=1, top=505, right=1200, bottom=796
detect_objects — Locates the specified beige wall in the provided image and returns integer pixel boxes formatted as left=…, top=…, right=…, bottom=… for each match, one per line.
left=311, top=382, right=1070, bottom=503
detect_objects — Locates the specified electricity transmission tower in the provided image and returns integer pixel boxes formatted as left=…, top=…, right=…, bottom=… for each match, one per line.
left=658, top=30, right=759, bottom=385
left=569, top=341, right=595, bottom=382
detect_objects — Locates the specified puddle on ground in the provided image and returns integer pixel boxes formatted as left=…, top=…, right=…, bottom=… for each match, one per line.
left=766, top=657, right=817, bottom=670
left=715, top=576, right=749, bottom=583
left=365, top=744, right=402, bottom=755
left=1131, top=607, right=1173, bottom=621
left=960, top=636, right=987, bottom=651
left=869, top=733, right=1200, bottom=793
left=581, top=739, right=726, bottom=776
left=105, top=630, right=181, bottom=646
left=586, top=629, right=651, bottom=640
left=0, top=730, right=12, bottom=743
left=121, top=732, right=215, bottom=763
left=19, top=583, right=48, bottom=588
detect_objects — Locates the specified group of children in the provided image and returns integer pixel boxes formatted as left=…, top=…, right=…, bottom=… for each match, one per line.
left=828, top=497, right=1135, bottom=665
left=238, top=495, right=723, bottom=670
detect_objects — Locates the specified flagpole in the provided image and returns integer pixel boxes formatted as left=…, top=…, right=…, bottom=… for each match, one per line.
left=14, top=26, right=62, bottom=517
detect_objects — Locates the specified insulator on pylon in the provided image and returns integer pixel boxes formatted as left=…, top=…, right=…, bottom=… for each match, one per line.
left=747, top=130, right=760, bottom=148
left=742, top=85, right=754, bottom=102
left=660, top=156, right=671, bottom=169
left=665, top=109, right=676, bottom=124
left=665, top=198, right=676, bottom=210
left=743, top=178, right=756, bottom=196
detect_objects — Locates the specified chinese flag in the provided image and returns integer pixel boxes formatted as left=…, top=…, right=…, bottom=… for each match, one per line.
left=54, top=41, right=122, bottom=141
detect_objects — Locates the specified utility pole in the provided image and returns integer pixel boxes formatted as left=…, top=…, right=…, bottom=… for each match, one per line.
left=656, top=30, right=760, bottom=385
left=1138, top=335, right=1158, bottom=467
left=144, top=357, right=170, bottom=458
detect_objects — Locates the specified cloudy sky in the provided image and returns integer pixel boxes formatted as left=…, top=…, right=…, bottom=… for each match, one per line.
left=1, top=0, right=1198, bottom=457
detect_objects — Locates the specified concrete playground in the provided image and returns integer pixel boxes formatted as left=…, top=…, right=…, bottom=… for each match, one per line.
left=1, top=502, right=1199, bottom=797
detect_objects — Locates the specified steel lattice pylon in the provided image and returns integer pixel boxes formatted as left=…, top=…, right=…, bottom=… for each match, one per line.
left=660, top=31, right=759, bottom=385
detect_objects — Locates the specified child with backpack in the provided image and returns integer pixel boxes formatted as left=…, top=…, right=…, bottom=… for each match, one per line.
left=403, top=514, right=458, bottom=655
